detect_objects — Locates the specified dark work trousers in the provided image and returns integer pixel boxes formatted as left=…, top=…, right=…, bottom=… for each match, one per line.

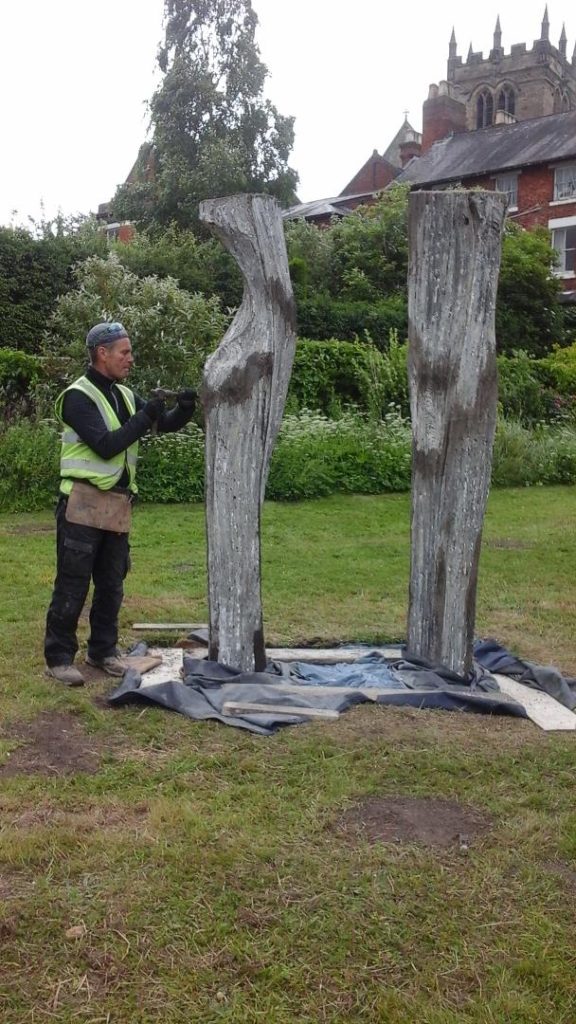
left=44, top=497, right=130, bottom=667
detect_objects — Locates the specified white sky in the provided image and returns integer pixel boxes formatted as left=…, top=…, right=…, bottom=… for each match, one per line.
left=0, top=1, right=567, bottom=227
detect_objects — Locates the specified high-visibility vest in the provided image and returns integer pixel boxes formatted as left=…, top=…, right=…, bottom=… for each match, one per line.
left=56, top=376, right=139, bottom=494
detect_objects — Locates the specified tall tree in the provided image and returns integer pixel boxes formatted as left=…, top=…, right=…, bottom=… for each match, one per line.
left=112, top=0, right=298, bottom=231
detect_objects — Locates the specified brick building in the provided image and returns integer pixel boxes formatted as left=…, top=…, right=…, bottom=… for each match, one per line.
left=290, top=9, right=576, bottom=294
left=395, top=9, right=576, bottom=292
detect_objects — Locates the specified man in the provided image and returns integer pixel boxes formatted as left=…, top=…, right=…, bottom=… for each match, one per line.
left=44, top=321, right=196, bottom=686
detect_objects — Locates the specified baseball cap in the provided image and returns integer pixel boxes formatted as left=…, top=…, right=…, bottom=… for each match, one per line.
left=86, top=322, right=129, bottom=349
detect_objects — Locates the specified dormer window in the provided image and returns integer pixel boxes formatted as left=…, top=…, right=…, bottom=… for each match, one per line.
left=476, top=89, right=493, bottom=128
left=497, top=86, right=516, bottom=116
left=554, top=164, right=576, bottom=201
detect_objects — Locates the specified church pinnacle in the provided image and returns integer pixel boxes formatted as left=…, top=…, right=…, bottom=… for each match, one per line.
left=541, top=5, right=550, bottom=42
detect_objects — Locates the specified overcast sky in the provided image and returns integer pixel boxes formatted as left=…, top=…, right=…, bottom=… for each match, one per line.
left=0, top=1, right=568, bottom=227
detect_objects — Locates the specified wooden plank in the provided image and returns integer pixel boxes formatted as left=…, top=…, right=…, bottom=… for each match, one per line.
left=200, top=194, right=297, bottom=673
left=267, top=646, right=403, bottom=663
left=406, top=191, right=507, bottom=675
left=132, top=623, right=208, bottom=631
left=222, top=701, right=340, bottom=720
left=492, top=674, right=576, bottom=732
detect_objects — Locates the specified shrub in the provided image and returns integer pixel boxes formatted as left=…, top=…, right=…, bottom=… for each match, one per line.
left=491, top=418, right=576, bottom=487
left=0, top=348, right=43, bottom=419
left=295, top=293, right=407, bottom=346
left=266, top=410, right=412, bottom=500
left=0, top=219, right=106, bottom=353
left=496, top=351, right=552, bottom=424
left=138, top=425, right=205, bottom=503
left=0, top=420, right=60, bottom=511
left=45, top=253, right=229, bottom=394
left=286, top=334, right=409, bottom=420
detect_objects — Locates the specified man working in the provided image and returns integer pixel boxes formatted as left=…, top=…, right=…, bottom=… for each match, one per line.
left=44, top=321, right=197, bottom=685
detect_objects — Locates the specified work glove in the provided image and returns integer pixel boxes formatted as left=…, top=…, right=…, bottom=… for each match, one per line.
left=176, top=388, right=197, bottom=411
left=143, top=396, right=165, bottom=422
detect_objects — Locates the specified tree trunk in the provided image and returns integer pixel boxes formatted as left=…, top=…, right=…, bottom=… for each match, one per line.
left=406, top=191, right=507, bottom=676
left=199, top=193, right=297, bottom=672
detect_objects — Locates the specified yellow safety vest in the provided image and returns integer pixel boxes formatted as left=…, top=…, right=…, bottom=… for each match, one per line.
left=56, top=376, right=139, bottom=494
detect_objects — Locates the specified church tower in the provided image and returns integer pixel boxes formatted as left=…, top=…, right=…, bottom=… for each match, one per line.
left=445, top=10, right=576, bottom=130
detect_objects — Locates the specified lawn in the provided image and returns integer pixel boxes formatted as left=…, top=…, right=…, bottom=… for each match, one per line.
left=0, top=487, right=575, bottom=1023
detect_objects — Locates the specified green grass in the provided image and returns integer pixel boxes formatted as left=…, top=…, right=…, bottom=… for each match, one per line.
left=0, top=488, right=575, bottom=1023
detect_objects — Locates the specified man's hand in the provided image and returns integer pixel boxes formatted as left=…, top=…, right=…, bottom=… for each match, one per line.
left=143, top=396, right=165, bottom=422
left=176, top=388, right=197, bottom=411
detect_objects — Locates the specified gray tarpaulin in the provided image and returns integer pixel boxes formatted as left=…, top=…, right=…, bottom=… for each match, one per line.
left=108, top=649, right=529, bottom=734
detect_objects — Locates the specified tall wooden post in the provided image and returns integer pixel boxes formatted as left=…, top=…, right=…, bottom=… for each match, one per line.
left=407, top=191, right=507, bottom=676
left=199, top=194, right=297, bottom=672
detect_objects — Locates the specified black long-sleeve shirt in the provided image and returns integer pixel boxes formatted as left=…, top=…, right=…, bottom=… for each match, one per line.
left=61, top=367, right=194, bottom=488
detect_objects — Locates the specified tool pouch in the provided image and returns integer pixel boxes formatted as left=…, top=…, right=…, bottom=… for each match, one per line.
left=65, top=481, right=132, bottom=533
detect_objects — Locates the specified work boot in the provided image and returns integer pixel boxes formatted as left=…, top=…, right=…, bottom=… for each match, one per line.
left=85, top=654, right=126, bottom=677
left=45, top=664, right=85, bottom=687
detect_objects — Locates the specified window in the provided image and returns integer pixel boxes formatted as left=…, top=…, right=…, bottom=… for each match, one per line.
left=554, top=164, right=576, bottom=201
left=497, top=86, right=515, bottom=116
left=551, top=224, right=576, bottom=275
left=476, top=90, right=493, bottom=129
left=495, top=173, right=518, bottom=209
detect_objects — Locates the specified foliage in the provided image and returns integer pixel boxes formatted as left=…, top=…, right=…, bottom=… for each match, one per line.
left=138, top=424, right=205, bottom=502
left=0, top=348, right=43, bottom=418
left=111, top=0, right=298, bottom=231
left=286, top=333, right=409, bottom=420
left=491, top=418, right=576, bottom=487
left=543, top=340, right=576, bottom=393
left=328, top=185, right=410, bottom=299
left=266, top=409, right=412, bottom=500
left=496, top=351, right=553, bottom=424
left=44, top=254, right=229, bottom=394
left=496, top=224, right=563, bottom=356
left=295, top=293, right=407, bottom=346
left=5, top=407, right=576, bottom=511
left=113, top=225, right=242, bottom=308
left=0, top=217, right=106, bottom=353
left=0, top=420, right=60, bottom=511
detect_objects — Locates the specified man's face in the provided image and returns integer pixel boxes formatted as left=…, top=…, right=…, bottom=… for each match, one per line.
left=96, top=338, right=134, bottom=380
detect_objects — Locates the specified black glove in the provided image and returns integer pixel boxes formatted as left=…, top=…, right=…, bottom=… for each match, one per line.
left=143, top=396, right=165, bottom=422
left=176, top=388, right=197, bottom=411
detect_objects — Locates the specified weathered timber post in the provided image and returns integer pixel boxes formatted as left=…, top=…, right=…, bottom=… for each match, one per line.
left=406, top=190, right=507, bottom=676
left=199, top=194, right=297, bottom=672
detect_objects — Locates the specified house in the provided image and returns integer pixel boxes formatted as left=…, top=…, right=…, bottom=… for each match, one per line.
left=395, top=9, right=576, bottom=294
left=284, top=119, right=420, bottom=225
left=290, top=9, right=576, bottom=295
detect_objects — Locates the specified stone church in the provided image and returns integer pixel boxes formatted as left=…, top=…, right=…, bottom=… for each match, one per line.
left=287, top=9, right=576, bottom=293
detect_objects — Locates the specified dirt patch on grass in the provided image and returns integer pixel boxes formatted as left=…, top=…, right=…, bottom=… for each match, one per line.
left=485, top=538, right=534, bottom=550
left=3, top=523, right=53, bottom=535
left=543, top=860, right=576, bottom=889
left=8, top=801, right=150, bottom=833
left=0, top=711, right=102, bottom=777
left=336, top=796, right=494, bottom=849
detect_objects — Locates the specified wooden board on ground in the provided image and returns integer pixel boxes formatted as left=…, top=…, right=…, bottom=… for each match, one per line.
left=132, top=623, right=208, bottom=632
left=267, top=646, right=403, bottom=663
left=121, top=654, right=163, bottom=674
left=492, top=673, right=576, bottom=732
left=222, top=701, right=340, bottom=720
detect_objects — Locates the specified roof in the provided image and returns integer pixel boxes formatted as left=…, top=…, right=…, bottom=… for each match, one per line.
left=283, top=190, right=381, bottom=221
left=382, top=118, right=421, bottom=167
left=398, top=109, right=576, bottom=187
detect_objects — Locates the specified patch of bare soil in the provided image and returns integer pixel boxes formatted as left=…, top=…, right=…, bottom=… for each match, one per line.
left=336, top=796, right=494, bottom=849
left=485, top=538, right=534, bottom=549
left=7, top=802, right=150, bottom=832
left=543, top=860, right=576, bottom=889
left=0, top=711, right=101, bottom=777
left=3, top=523, right=53, bottom=535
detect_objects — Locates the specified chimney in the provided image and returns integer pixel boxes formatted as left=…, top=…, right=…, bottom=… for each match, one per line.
left=422, top=82, right=467, bottom=153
